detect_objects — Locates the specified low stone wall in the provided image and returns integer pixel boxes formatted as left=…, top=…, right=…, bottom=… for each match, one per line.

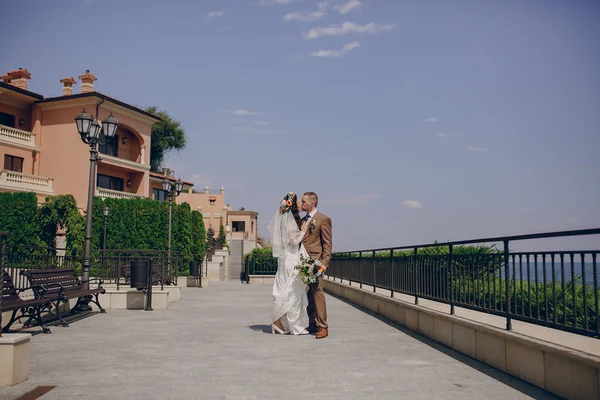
left=95, top=288, right=169, bottom=310
left=178, top=276, right=209, bottom=288
left=248, top=275, right=275, bottom=285
left=323, top=278, right=600, bottom=400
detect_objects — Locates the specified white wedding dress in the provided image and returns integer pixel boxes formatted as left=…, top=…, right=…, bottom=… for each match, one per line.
left=268, top=210, right=309, bottom=335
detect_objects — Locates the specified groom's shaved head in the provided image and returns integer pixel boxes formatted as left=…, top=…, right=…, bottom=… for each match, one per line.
left=303, top=192, right=318, bottom=207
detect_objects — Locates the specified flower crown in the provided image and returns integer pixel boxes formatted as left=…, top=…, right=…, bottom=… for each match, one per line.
left=279, top=192, right=296, bottom=214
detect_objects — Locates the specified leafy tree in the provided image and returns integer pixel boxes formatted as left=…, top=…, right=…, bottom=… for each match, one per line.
left=218, top=217, right=227, bottom=246
left=145, top=106, right=186, bottom=172
left=206, top=227, right=215, bottom=239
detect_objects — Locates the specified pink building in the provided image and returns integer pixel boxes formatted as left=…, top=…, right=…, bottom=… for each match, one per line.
left=0, top=68, right=157, bottom=206
left=0, top=67, right=259, bottom=245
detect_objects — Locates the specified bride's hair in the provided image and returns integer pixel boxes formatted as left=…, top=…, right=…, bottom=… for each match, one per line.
left=281, top=192, right=302, bottom=230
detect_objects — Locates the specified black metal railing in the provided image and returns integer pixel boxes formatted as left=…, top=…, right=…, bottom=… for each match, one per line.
left=326, top=228, right=600, bottom=338
left=2, top=245, right=186, bottom=291
left=96, top=249, right=180, bottom=290
left=244, top=255, right=278, bottom=276
left=0, top=232, right=9, bottom=337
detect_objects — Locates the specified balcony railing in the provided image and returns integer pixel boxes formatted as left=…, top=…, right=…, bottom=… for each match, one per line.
left=98, top=153, right=149, bottom=171
left=0, top=170, right=53, bottom=194
left=0, top=124, right=38, bottom=151
left=95, top=187, right=146, bottom=200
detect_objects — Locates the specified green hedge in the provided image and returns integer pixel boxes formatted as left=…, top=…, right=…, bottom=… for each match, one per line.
left=91, top=197, right=206, bottom=273
left=0, top=193, right=206, bottom=274
left=0, top=192, right=44, bottom=248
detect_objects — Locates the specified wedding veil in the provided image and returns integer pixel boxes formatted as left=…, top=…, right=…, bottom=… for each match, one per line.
left=268, top=209, right=302, bottom=258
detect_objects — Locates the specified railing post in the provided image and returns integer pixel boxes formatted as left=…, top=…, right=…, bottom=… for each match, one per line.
left=372, top=250, right=376, bottom=293
left=449, top=244, right=454, bottom=315
left=348, top=252, right=352, bottom=286
left=504, top=240, right=512, bottom=331
left=390, top=249, right=394, bottom=298
left=0, top=232, right=9, bottom=338
left=413, top=247, right=419, bottom=305
left=145, top=259, right=153, bottom=311
left=359, top=252, right=363, bottom=289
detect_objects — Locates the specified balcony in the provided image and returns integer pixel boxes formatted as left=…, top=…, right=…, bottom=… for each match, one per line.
left=0, top=124, right=39, bottom=152
left=95, top=187, right=146, bottom=200
left=0, top=169, right=53, bottom=195
left=98, top=152, right=149, bottom=172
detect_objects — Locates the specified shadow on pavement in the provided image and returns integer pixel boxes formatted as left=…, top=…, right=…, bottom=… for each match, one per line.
left=248, top=324, right=272, bottom=334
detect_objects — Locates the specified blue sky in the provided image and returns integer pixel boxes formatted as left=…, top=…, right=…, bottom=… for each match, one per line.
left=1, top=0, right=599, bottom=251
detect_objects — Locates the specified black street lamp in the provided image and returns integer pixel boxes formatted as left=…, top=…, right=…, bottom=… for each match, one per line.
left=162, top=177, right=183, bottom=281
left=74, top=109, right=118, bottom=301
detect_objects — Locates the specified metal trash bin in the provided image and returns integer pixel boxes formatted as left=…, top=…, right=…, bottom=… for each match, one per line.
left=130, top=260, right=149, bottom=289
left=189, top=260, right=200, bottom=277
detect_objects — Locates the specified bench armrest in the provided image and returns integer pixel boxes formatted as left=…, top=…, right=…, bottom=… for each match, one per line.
left=82, top=277, right=104, bottom=288
left=16, top=285, right=47, bottom=298
left=39, top=283, right=65, bottom=299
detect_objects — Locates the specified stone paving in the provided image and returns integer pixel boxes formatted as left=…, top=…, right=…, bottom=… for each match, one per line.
left=0, top=282, right=558, bottom=400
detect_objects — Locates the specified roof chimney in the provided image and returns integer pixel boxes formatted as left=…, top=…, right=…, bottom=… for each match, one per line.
left=60, top=77, right=77, bottom=96
left=1, top=68, right=32, bottom=90
left=78, top=69, right=97, bottom=93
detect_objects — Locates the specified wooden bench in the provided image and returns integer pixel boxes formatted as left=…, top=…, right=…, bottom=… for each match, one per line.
left=20, top=268, right=106, bottom=328
left=1, top=271, right=56, bottom=334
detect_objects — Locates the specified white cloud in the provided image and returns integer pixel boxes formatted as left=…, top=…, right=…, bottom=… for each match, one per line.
left=253, top=120, right=269, bottom=126
left=232, top=126, right=288, bottom=135
left=466, top=146, right=490, bottom=152
left=423, top=116, right=438, bottom=123
left=329, top=193, right=380, bottom=205
left=404, top=200, right=422, bottom=209
left=284, top=2, right=328, bottom=22
left=232, top=109, right=262, bottom=116
left=303, top=21, right=395, bottom=40
left=259, top=0, right=297, bottom=6
left=311, top=41, right=360, bottom=58
left=334, top=0, right=363, bottom=15
left=206, top=9, right=227, bottom=21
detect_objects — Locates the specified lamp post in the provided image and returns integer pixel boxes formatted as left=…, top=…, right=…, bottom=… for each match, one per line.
left=74, top=109, right=118, bottom=299
left=162, top=177, right=183, bottom=282
left=102, top=207, right=110, bottom=250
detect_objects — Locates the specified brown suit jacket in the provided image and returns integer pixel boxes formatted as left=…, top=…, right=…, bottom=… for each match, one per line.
left=302, top=211, right=332, bottom=268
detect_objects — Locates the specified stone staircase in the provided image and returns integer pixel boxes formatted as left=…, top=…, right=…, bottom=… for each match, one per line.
left=207, top=248, right=229, bottom=281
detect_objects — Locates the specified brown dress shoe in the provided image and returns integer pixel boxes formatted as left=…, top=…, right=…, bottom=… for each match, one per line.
left=315, top=328, right=328, bottom=339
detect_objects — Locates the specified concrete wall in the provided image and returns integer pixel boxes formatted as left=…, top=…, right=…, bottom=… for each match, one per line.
left=323, top=278, right=600, bottom=400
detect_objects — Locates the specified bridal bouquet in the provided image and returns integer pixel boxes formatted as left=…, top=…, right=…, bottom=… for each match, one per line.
left=295, top=255, right=323, bottom=284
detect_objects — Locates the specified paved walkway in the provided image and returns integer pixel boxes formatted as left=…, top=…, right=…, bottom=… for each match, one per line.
left=0, top=282, right=558, bottom=400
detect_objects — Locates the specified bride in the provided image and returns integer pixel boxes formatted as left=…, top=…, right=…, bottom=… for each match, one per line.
left=268, top=192, right=310, bottom=335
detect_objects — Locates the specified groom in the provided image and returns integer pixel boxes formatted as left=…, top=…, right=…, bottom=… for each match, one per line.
left=301, top=192, right=332, bottom=339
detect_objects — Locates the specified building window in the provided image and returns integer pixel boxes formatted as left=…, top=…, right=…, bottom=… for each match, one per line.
left=97, top=174, right=124, bottom=191
left=203, top=212, right=211, bottom=218
left=209, top=196, right=216, bottom=205
left=251, top=221, right=254, bottom=233
left=0, top=112, right=16, bottom=128
left=152, top=188, right=166, bottom=201
left=4, top=155, right=24, bottom=173
left=232, top=221, right=245, bottom=232
left=98, top=133, right=119, bottom=156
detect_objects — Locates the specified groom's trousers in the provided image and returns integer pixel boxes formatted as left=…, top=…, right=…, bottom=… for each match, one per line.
left=307, top=280, right=328, bottom=329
